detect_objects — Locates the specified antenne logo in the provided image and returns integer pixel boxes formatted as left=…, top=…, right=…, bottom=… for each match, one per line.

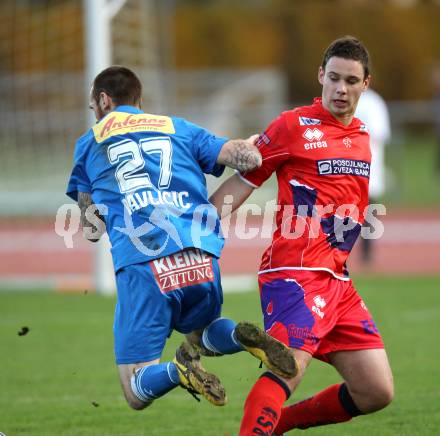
left=303, top=128, right=324, bottom=142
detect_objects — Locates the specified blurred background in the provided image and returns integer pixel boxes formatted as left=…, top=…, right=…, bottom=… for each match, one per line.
left=0, top=0, right=439, bottom=292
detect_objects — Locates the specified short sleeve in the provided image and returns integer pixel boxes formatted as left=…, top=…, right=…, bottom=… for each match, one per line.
left=187, top=121, right=228, bottom=177
left=66, top=135, right=92, bottom=201
left=239, top=113, right=291, bottom=188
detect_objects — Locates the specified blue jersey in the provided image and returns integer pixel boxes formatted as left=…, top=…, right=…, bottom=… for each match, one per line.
left=67, top=106, right=227, bottom=272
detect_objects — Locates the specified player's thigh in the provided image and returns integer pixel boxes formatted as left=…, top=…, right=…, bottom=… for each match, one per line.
left=258, top=271, right=340, bottom=356
left=315, top=283, right=384, bottom=360
left=118, top=359, right=160, bottom=410
left=173, top=254, right=223, bottom=334
left=114, top=263, right=172, bottom=365
left=329, top=348, right=394, bottom=412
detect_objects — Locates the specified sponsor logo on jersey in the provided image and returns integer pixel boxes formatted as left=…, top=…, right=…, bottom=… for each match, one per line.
left=303, top=128, right=327, bottom=150
left=150, top=248, right=214, bottom=293
left=302, top=128, right=324, bottom=141
left=93, top=112, right=175, bottom=143
left=312, top=295, right=326, bottom=319
left=287, top=323, right=319, bottom=344
left=266, top=301, right=273, bottom=316
left=299, top=117, right=321, bottom=126
left=343, top=137, right=352, bottom=148
left=257, top=133, right=271, bottom=147
left=317, top=158, right=370, bottom=177
left=304, top=141, right=328, bottom=150
left=361, top=319, right=379, bottom=335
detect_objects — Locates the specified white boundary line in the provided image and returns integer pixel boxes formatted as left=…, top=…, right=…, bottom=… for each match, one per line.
left=0, top=273, right=257, bottom=293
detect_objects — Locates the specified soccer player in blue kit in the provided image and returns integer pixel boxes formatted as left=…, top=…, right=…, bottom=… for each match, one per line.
left=67, top=66, right=297, bottom=412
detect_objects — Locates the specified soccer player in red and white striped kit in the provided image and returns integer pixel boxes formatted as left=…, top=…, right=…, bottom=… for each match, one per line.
left=210, top=36, right=393, bottom=435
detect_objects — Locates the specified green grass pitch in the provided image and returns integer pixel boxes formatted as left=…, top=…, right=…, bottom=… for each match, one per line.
left=1, top=276, right=439, bottom=435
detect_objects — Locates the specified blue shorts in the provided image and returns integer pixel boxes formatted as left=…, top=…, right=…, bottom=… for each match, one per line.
left=114, top=248, right=223, bottom=364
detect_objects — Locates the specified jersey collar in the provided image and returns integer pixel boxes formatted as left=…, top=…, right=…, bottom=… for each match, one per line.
left=113, top=105, right=144, bottom=114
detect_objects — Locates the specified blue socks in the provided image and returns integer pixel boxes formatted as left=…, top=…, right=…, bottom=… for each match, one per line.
left=201, top=317, right=244, bottom=355
left=131, top=362, right=179, bottom=403
left=130, top=317, right=244, bottom=404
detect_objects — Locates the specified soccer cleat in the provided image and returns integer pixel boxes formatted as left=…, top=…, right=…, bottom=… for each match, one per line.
left=173, top=342, right=227, bottom=406
left=234, top=322, right=298, bottom=379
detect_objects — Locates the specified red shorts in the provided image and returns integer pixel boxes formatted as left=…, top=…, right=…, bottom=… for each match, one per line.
left=258, top=269, right=384, bottom=362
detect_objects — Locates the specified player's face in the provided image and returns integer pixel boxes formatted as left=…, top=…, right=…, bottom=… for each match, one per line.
left=89, top=87, right=106, bottom=121
left=318, top=57, right=370, bottom=125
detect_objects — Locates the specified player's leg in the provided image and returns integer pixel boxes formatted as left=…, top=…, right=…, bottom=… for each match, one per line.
left=239, top=348, right=312, bottom=436
left=118, top=359, right=171, bottom=410
left=187, top=319, right=298, bottom=378
left=114, top=262, right=225, bottom=409
left=274, top=349, right=393, bottom=434
left=118, top=347, right=227, bottom=410
left=239, top=271, right=333, bottom=435
left=174, top=253, right=238, bottom=355
left=328, top=285, right=394, bottom=413
left=274, top=278, right=391, bottom=434
left=187, top=319, right=243, bottom=356
left=114, top=263, right=181, bottom=409
left=329, top=348, right=394, bottom=412
left=274, top=377, right=361, bottom=434
left=174, top=252, right=296, bottom=378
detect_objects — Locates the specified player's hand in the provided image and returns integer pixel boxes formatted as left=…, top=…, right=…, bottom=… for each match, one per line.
left=82, top=201, right=106, bottom=242
left=246, top=134, right=260, bottom=146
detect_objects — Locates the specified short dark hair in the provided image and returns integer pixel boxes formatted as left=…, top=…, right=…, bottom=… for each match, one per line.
left=92, top=66, right=142, bottom=106
left=321, top=36, right=371, bottom=79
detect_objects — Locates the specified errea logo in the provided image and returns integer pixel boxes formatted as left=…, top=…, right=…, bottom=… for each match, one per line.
left=312, top=295, right=326, bottom=318
left=303, top=128, right=327, bottom=151
left=303, top=128, right=324, bottom=141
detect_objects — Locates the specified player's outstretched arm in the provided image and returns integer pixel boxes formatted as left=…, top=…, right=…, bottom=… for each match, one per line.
left=216, top=134, right=262, bottom=173
left=77, top=192, right=106, bottom=243
left=209, top=173, right=255, bottom=218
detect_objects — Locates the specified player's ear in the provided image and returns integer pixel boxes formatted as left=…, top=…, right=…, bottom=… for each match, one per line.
left=363, top=74, right=371, bottom=91
left=99, top=92, right=113, bottom=111
left=318, top=66, right=325, bottom=85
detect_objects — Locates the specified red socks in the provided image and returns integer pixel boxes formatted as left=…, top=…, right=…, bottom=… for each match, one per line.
left=239, top=373, right=290, bottom=436
left=239, top=378, right=363, bottom=435
left=274, top=383, right=357, bottom=434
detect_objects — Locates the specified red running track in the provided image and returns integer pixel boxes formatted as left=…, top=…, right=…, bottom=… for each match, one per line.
left=0, top=210, right=439, bottom=291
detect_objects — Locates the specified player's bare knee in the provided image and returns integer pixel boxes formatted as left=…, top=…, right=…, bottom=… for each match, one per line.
left=281, top=355, right=309, bottom=393
left=123, top=388, right=153, bottom=411
left=119, top=374, right=151, bottom=411
left=127, top=396, right=152, bottom=411
left=351, top=383, right=394, bottom=413
left=370, top=383, right=394, bottom=411
left=371, top=377, right=394, bottom=411
left=282, top=349, right=311, bottom=392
